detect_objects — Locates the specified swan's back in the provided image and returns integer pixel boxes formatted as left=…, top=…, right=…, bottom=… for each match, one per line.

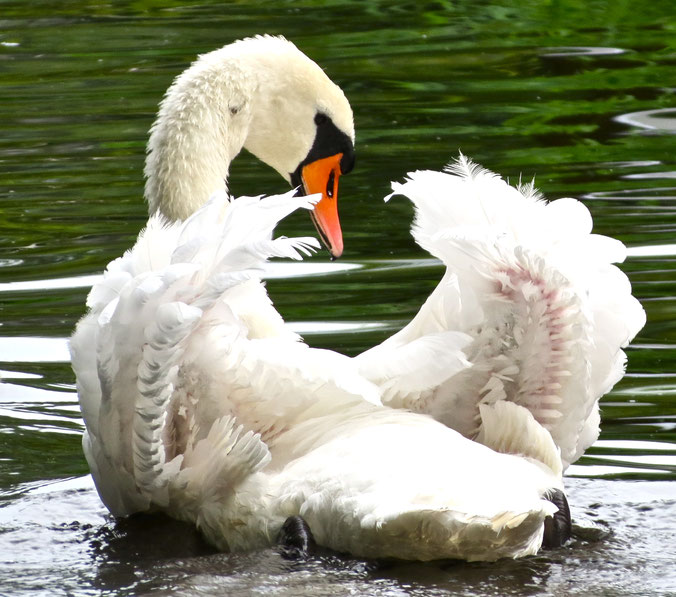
left=72, top=167, right=585, bottom=560
left=359, top=155, right=645, bottom=470
left=70, top=191, right=349, bottom=516
left=71, top=188, right=564, bottom=562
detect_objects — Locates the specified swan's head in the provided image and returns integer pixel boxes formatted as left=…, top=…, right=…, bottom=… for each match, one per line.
left=145, top=35, right=354, bottom=258
left=240, top=37, right=354, bottom=258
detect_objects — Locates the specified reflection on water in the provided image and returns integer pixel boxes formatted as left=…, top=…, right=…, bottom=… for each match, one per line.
left=0, top=274, right=101, bottom=293
left=541, top=46, right=627, bottom=57
left=0, top=337, right=71, bottom=363
left=616, top=108, right=676, bottom=133
left=627, top=244, right=676, bottom=257
left=2, top=0, right=676, bottom=594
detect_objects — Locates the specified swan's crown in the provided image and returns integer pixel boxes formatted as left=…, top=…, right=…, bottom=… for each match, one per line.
left=234, top=36, right=354, bottom=178
left=145, top=35, right=354, bottom=222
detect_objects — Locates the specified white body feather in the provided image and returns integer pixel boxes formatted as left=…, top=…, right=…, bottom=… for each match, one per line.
left=71, top=190, right=563, bottom=561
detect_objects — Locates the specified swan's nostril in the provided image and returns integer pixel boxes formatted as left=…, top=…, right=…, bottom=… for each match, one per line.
left=326, top=170, right=335, bottom=198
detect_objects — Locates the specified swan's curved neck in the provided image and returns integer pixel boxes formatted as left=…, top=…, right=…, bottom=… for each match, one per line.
left=144, top=52, right=254, bottom=221
left=142, top=36, right=355, bottom=256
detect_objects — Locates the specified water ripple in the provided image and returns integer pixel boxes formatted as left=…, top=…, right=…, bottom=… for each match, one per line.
left=627, top=244, right=676, bottom=257
left=615, top=108, right=676, bottom=133
left=0, top=261, right=363, bottom=295
left=542, top=46, right=627, bottom=57
left=0, top=337, right=71, bottom=363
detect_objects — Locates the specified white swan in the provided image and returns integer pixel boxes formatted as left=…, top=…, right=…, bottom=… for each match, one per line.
left=70, top=36, right=646, bottom=562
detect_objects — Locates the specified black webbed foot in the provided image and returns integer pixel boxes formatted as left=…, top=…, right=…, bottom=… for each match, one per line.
left=277, top=515, right=316, bottom=559
left=542, top=488, right=572, bottom=548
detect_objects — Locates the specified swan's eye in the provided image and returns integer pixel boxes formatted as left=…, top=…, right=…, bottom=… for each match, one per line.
left=314, top=113, right=328, bottom=126
left=326, top=169, right=335, bottom=198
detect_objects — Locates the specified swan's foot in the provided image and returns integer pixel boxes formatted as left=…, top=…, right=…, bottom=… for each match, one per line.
left=277, top=515, right=316, bottom=559
left=542, top=488, right=572, bottom=548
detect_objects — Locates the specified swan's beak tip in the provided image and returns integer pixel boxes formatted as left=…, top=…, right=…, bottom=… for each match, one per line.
left=329, top=242, right=343, bottom=260
left=302, top=153, right=345, bottom=260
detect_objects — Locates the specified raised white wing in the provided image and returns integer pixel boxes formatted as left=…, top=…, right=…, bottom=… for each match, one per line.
left=358, top=155, right=645, bottom=470
left=71, top=190, right=380, bottom=517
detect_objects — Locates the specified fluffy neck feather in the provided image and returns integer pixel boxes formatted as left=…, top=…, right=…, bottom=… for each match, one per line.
left=143, top=36, right=354, bottom=222
left=144, top=43, right=257, bottom=221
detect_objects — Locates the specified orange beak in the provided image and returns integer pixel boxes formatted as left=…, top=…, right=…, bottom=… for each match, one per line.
left=301, top=153, right=344, bottom=259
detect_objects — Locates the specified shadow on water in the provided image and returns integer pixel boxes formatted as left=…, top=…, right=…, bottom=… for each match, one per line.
left=1, top=476, right=674, bottom=595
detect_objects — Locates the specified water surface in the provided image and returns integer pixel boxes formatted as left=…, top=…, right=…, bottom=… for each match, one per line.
left=1, top=1, right=676, bottom=595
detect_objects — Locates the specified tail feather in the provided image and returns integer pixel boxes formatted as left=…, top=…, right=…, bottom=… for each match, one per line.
left=179, top=415, right=271, bottom=506
left=477, top=401, right=562, bottom=477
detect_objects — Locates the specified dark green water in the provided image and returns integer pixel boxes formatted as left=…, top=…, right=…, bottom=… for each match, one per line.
left=1, top=1, right=675, bottom=595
